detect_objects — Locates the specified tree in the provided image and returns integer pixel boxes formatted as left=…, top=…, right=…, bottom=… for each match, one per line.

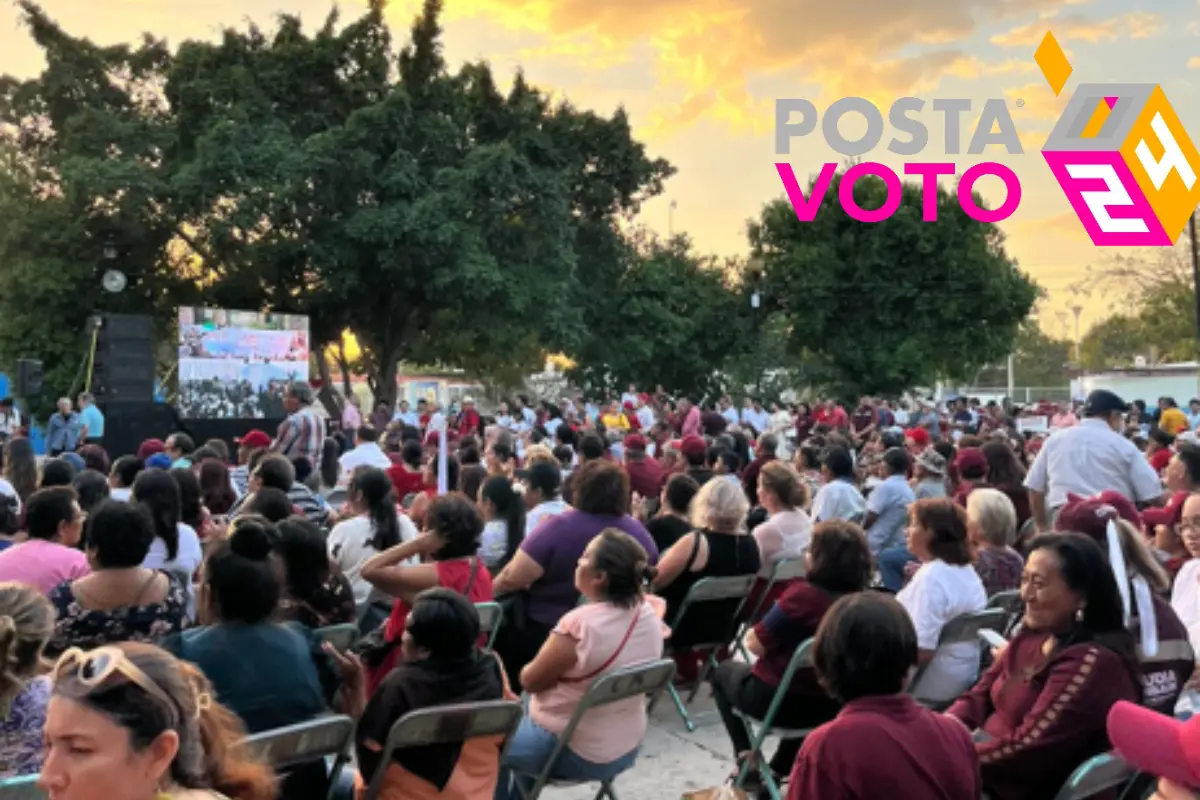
left=1076, top=243, right=1196, bottom=368
left=749, top=168, right=1039, bottom=399
left=0, top=1, right=673, bottom=409
left=1011, top=323, right=1073, bottom=388
left=567, top=231, right=751, bottom=398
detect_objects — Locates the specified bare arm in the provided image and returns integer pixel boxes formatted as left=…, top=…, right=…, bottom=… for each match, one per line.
left=1028, top=489, right=1047, bottom=533
left=360, top=535, right=441, bottom=599
left=519, top=632, right=579, bottom=693
left=493, top=550, right=545, bottom=595
left=653, top=532, right=702, bottom=590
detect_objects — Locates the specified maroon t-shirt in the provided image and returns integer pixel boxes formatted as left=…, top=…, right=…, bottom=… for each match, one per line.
left=789, top=694, right=980, bottom=800
left=851, top=406, right=876, bottom=434
left=752, top=580, right=837, bottom=706
left=624, top=457, right=664, bottom=500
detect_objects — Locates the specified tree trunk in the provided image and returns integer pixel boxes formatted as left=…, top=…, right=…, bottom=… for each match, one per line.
left=377, top=349, right=400, bottom=411
left=314, top=350, right=342, bottom=419
left=335, top=341, right=353, bottom=398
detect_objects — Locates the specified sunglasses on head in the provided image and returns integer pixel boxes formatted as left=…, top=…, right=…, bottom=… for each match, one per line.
left=53, top=647, right=179, bottom=719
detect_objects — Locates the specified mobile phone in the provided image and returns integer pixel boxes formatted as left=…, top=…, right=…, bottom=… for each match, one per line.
left=979, top=629, right=1008, bottom=649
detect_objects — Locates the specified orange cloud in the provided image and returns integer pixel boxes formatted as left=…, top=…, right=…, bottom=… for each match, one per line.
left=991, top=12, right=1163, bottom=47
left=1013, top=211, right=1091, bottom=242
left=1189, top=56, right=1200, bottom=69
left=378, top=0, right=1087, bottom=135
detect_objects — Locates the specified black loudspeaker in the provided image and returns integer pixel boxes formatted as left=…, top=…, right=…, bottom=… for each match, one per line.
left=90, top=313, right=154, bottom=406
left=101, top=401, right=179, bottom=457
left=14, top=359, right=43, bottom=398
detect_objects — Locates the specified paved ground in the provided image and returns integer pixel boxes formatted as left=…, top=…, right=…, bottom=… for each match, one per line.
left=545, top=685, right=766, bottom=799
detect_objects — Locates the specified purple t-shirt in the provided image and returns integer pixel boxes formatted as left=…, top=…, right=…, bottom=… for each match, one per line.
left=521, top=511, right=658, bottom=626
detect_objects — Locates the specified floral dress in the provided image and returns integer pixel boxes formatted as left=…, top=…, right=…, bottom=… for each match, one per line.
left=46, top=571, right=188, bottom=656
left=0, top=676, right=49, bottom=777
left=278, top=569, right=357, bottom=630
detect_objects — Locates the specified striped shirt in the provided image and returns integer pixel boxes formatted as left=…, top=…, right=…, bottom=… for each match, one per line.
left=273, top=406, right=324, bottom=464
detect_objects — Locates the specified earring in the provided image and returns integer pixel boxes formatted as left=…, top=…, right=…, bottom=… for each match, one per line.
left=1075, top=607, right=1085, bottom=622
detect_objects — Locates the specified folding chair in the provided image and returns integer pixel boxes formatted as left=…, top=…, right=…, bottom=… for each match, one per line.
left=510, top=659, right=676, bottom=800
left=1051, top=753, right=1138, bottom=800
left=986, top=590, right=1023, bottom=636
left=240, top=714, right=356, bottom=800
left=0, top=776, right=43, bottom=799
left=733, top=558, right=806, bottom=661
left=314, top=623, right=360, bottom=652
left=651, top=575, right=756, bottom=731
left=475, top=601, right=503, bottom=650
left=361, top=700, right=523, bottom=800
left=731, top=638, right=815, bottom=800
left=907, top=608, right=1008, bottom=710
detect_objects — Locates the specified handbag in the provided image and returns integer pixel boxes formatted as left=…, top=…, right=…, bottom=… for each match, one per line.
left=496, top=590, right=531, bottom=634
left=354, top=559, right=481, bottom=668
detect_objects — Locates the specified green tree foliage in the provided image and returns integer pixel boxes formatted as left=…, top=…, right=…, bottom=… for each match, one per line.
left=0, top=1, right=673, bottom=408
left=567, top=232, right=751, bottom=398
left=749, top=168, right=1039, bottom=399
left=1077, top=244, right=1196, bottom=369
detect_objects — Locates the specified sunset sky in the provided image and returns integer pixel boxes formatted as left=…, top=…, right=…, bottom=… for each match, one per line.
left=2, top=0, right=1198, bottom=340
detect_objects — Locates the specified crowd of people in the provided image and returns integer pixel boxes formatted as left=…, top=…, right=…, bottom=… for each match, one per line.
left=0, top=381, right=1197, bottom=799
left=178, top=378, right=293, bottom=419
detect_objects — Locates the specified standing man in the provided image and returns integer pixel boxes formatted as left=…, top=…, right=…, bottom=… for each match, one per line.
left=77, top=393, right=104, bottom=446
left=45, top=398, right=80, bottom=456
left=1025, top=389, right=1163, bottom=531
left=272, top=381, right=324, bottom=464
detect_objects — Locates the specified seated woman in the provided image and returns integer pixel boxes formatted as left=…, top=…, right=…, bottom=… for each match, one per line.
left=360, top=494, right=494, bottom=694
left=0, top=487, right=88, bottom=594
left=40, top=641, right=275, bottom=800
left=0, top=582, right=55, bottom=777
left=750, top=462, right=813, bottom=610
left=274, top=517, right=357, bottom=629
left=133, top=469, right=203, bottom=620
left=947, top=533, right=1142, bottom=800
left=711, top=520, right=872, bottom=789
left=497, top=529, right=668, bottom=800
left=788, top=592, right=979, bottom=799
left=161, top=515, right=334, bottom=732
left=350, top=589, right=511, bottom=799
left=47, top=500, right=188, bottom=656
left=966, top=488, right=1024, bottom=597
left=1055, top=493, right=1193, bottom=715
left=491, top=460, right=657, bottom=691
left=477, top=476, right=526, bottom=572
left=654, top=478, right=761, bottom=683
left=896, top=498, right=987, bottom=704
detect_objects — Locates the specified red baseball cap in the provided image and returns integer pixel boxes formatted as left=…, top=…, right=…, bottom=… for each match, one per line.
left=905, top=428, right=930, bottom=447
left=1055, top=492, right=1137, bottom=543
left=1108, top=700, right=1200, bottom=789
left=955, top=447, right=987, bottom=475
left=1144, top=490, right=1188, bottom=529
left=136, top=438, right=165, bottom=462
left=235, top=430, right=271, bottom=449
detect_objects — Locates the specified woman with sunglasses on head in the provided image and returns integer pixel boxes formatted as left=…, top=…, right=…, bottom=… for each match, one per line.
left=0, top=582, right=55, bottom=777
left=40, top=641, right=276, bottom=800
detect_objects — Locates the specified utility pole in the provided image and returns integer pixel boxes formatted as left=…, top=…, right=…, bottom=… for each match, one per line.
left=668, top=200, right=677, bottom=238
left=1190, top=211, right=1199, bottom=394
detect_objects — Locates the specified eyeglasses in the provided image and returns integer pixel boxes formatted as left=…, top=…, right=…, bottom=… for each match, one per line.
left=53, top=647, right=177, bottom=719
left=1181, top=517, right=1200, bottom=533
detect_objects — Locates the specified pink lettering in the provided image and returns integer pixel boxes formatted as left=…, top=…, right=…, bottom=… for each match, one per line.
left=958, top=162, right=1022, bottom=222
left=775, top=162, right=837, bottom=222
left=839, top=162, right=902, bottom=223
left=903, top=163, right=956, bottom=221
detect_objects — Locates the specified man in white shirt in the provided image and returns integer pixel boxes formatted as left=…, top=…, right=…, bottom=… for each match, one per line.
left=811, top=445, right=867, bottom=523
left=338, top=425, right=392, bottom=478
left=742, top=397, right=771, bottom=437
left=1025, top=389, right=1163, bottom=531
left=719, top=396, right=739, bottom=427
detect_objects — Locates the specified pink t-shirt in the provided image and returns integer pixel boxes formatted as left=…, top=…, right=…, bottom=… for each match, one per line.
left=531, top=597, right=668, bottom=763
left=0, top=539, right=90, bottom=594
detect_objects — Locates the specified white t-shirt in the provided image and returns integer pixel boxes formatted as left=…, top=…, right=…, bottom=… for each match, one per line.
left=143, top=523, right=203, bottom=621
left=109, top=487, right=133, bottom=504
left=326, top=513, right=419, bottom=606
left=0, top=478, right=22, bottom=514
left=897, top=559, right=987, bottom=702
left=1171, top=559, right=1200, bottom=654
left=811, top=479, right=866, bottom=523
left=752, top=508, right=812, bottom=578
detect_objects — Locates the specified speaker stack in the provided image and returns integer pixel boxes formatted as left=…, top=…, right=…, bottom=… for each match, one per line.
left=88, top=313, right=158, bottom=456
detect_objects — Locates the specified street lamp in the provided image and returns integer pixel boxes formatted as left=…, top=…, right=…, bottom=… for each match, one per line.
left=1070, top=304, right=1083, bottom=364
left=750, top=291, right=762, bottom=309
left=101, top=238, right=127, bottom=294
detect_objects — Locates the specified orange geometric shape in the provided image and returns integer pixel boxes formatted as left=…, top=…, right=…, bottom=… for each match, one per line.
left=1035, top=32, right=1073, bottom=96
left=1080, top=99, right=1112, bottom=140
left=1119, top=85, right=1200, bottom=244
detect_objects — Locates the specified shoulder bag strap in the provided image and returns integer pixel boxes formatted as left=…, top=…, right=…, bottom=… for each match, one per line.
left=560, top=608, right=642, bottom=684
left=462, top=557, right=479, bottom=597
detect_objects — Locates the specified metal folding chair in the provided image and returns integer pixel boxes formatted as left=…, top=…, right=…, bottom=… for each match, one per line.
left=361, top=700, right=523, bottom=800
left=510, top=659, right=676, bottom=800
left=986, top=590, right=1023, bottom=636
left=0, top=776, right=43, bottom=799
left=475, top=601, right=503, bottom=650
left=654, top=574, right=756, bottom=731
left=731, top=638, right=815, bottom=800
left=1051, top=753, right=1138, bottom=800
left=732, top=558, right=806, bottom=661
left=240, top=714, right=356, bottom=800
left=907, top=608, right=1008, bottom=709
left=314, top=623, right=360, bottom=652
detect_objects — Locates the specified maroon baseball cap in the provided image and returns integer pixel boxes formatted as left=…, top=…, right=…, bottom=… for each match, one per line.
left=623, top=434, right=648, bottom=452
left=1144, top=490, right=1187, bottom=530
left=136, top=438, right=166, bottom=461
left=680, top=435, right=707, bottom=461
left=235, top=430, right=271, bottom=449
left=1054, top=493, right=1128, bottom=543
